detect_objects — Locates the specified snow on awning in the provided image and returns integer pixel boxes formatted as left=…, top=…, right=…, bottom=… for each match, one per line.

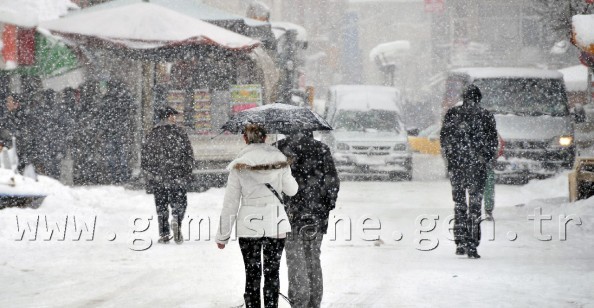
left=572, top=14, right=594, bottom=54
left=369, top=40, right=410, bottom=66
left=38, top=2, right=260, bottom=52
left=0, top=0, right=78, bottom=28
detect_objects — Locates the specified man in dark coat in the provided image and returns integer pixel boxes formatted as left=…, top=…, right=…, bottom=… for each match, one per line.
left=101, top=81, right=134, bottom=184
left=1, top=93, right=36, bottom=175
left=141, top=107, right=194, bottom=244
left=276, top=131, right=340, bottom=308
left=440, top=84, right=498, bottom=259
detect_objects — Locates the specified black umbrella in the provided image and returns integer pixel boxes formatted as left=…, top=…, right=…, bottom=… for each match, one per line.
left=221, top=103, right=332, bottom=134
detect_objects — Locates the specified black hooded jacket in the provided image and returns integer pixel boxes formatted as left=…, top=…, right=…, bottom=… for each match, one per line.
left=276, top=133, right=340, bottom=235
left=440, top=99, right=498, bottom=172
left=141, top=123, right=194, bottom=192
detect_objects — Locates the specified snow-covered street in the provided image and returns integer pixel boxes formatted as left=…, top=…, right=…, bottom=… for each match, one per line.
left=1, top=155, right=592, bottom=307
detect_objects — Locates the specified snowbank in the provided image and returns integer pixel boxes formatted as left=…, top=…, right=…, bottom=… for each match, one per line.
left=0, top=169, right=65, bottom=197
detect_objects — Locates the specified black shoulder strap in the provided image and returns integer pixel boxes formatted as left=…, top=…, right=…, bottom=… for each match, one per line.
left=265, top=183, right=284, bottom=205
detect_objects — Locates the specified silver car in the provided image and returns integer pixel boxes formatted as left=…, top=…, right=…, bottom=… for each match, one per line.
left=322, top=85, right=413, bottom=181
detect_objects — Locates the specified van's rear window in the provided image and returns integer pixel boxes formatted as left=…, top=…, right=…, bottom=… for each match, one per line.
left=473, top=78, right=568, bottom=116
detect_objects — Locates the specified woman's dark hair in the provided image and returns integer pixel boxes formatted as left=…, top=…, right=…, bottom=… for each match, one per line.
left=243, top=123, right=267, bottom=144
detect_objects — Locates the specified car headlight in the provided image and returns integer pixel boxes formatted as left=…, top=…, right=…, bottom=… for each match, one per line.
left=393, top=143, right=407, bottom=151
left=558, top=136, right=573, bottom=147
left=336, top=143, right=350, bottom=151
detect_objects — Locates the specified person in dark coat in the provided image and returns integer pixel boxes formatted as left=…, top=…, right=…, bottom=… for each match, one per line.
left=141, top=107, right=194, bottom=244
left=276, top=131, right=340, bottom=308
left=1, top=93, right=36, bottom=175
left=72, top=82, right=102, bottom=185
left=37, top=89, right=63, bottom=179
left=101, top=81, right=134, bottom=184
left=440, top=84, right=498, bottom=259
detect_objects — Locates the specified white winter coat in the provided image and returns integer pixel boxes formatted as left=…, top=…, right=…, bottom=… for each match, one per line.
left=216, top=143, right=298, bottom=244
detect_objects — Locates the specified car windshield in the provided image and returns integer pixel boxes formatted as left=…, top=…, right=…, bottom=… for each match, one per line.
left=333, top=109, right=402, bottom=133
left=473, top=78, right=569, bottom=116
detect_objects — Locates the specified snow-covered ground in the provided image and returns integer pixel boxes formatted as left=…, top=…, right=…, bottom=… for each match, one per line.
left=1, top=155, right=593, bottom=307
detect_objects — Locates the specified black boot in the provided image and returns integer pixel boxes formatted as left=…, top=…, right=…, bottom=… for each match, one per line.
left=455, top=245, right=466, bottom=255
left=467, top=247, right=481, bottom=259
left=157, top=215, right=170, bottom=240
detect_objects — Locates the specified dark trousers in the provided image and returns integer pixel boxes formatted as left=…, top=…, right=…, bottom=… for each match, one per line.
left=154, top=187, right=187, bottom=237
left=286, top=234, right=324, bottom=308
left=239, top=237, right=285, bottom=308
left=449, top=167, right=487, bottom=249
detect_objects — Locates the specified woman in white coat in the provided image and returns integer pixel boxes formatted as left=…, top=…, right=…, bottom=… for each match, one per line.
left=216, top=124, right=298, bottom=308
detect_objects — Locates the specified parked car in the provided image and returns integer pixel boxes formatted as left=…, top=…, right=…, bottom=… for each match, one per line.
left=408, top=124, right=441, bottom=155
left=443, top=67, right=584, bottom=183
left=322, top=85, right=413, bottom=181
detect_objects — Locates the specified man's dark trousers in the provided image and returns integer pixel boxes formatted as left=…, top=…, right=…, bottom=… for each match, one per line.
left=450, top=166, right=487, bottom=250
left=153, top=187, right=187, bottom=237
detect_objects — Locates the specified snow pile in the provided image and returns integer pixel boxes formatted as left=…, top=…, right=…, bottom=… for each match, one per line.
left=572, top=14, right=594, bottom=52
left=0, top=0, right=78, bottom=27
left=559, top=64, right=590, bottom=92
left=0, top=169, right=65, bottom=197
left=369, top=40, right=410, bottom=66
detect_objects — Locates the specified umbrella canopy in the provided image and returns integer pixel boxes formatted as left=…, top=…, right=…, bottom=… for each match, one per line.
left=37, top=2, right=260, bottom=56
left=221, top=103, right=333, bottom=134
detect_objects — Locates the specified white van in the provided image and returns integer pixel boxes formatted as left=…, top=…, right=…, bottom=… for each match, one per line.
left=323, top=85, right=413, bottom=180
left=443, top=67, right=583, bottom=182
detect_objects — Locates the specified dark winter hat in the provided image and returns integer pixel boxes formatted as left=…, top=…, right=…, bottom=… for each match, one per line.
left=157, top=106, right=180, bottom=120
left=462, top=84, right=482, bottom=103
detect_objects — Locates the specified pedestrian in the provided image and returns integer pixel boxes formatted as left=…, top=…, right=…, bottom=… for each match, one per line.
left=440, top=84, right=498, bottom=259
left=73, top=82, right=101, bottom=185
left=101, top=81, right=133, bottom=184
left=1, top=93, right=35, bottom=175
left=216, top=123, right=298, bottom=308
left=141, top=107, right=194, bottom=244
left=276, top=131, right=340, bottom=308
left=38, top=89, right=63, bottom=179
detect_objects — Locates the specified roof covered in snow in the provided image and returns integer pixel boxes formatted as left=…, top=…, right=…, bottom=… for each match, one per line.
left=572, top=14, right=594, bottom=52
left=39, top=2, right=260, bottom=51
left=0, top=0, right=78, bottom=27
left=558, top=65, right=590, bottom=92
left=451, top=67, right=564, bottom=80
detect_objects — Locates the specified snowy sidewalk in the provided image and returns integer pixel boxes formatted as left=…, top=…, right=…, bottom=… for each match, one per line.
left=0, top=172, right=593, bottom=307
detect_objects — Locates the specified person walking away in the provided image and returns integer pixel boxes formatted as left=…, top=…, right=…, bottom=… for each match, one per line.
left=276, top=131, right=340, bottom=308
left=141, top=107, right=194, bottom=244
left=440, top=84, right=498, bottom=259
left=216, top=124, right=298, bottom=308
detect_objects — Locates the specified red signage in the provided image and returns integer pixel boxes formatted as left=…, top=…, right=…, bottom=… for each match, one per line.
left=424, top=0, right=445, bottom=13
